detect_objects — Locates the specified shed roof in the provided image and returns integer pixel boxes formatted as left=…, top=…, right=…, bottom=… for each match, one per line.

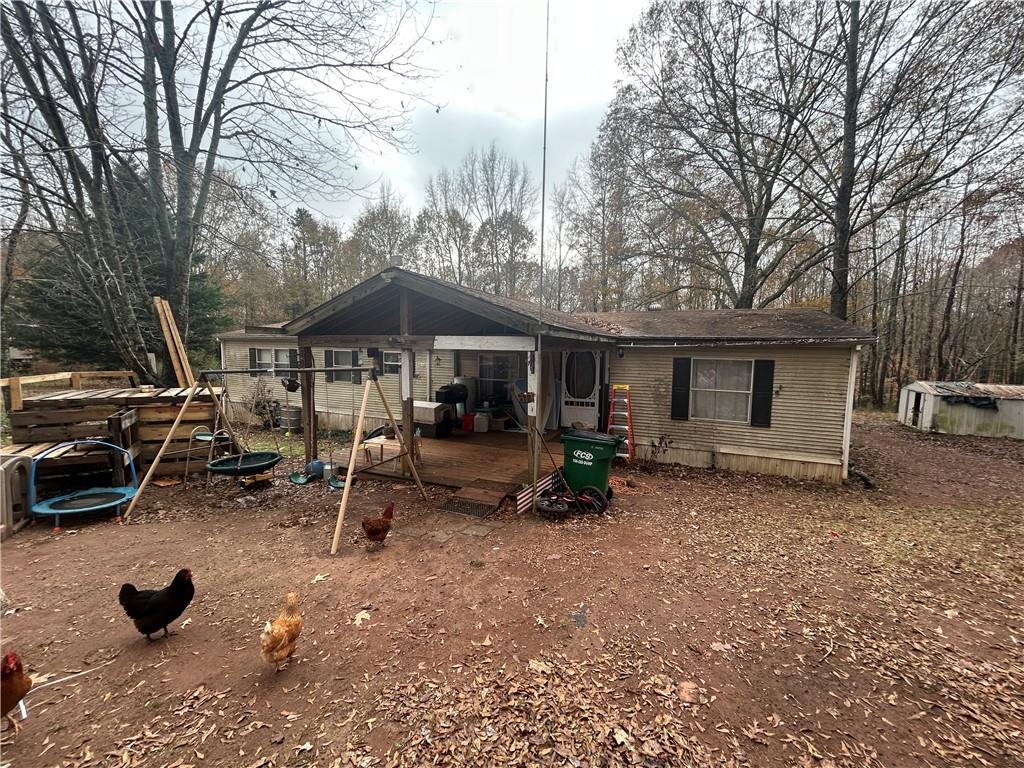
left=277, top=267, right=873, bottom=345
left=911, top=381, right=1024, bottom=400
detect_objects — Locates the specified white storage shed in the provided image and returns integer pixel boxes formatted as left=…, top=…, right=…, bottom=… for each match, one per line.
left=898, top=381, right=1024, bottom=440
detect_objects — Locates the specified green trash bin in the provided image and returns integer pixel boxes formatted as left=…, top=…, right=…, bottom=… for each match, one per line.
left=560, top=430, right=623, bottom=497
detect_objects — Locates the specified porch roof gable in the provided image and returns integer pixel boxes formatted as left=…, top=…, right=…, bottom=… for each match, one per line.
left=284, top=268, right=612, bottom=342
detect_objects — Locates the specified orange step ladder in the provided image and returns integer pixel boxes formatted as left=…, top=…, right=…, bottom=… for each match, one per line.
left=607, top=384, right=633, bottom=460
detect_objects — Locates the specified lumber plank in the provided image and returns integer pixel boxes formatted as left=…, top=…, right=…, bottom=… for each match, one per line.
left=8, top=406, right=117, bottom=426
left=22, top=390, right=78, bottom=406
left=138, top=423, right=218, bottom=441
left=137, top=404, right=214, bottom=421
left=11, top=424, right=110, bottom=443
left=154, top=296, right=188, bottom=387
left=164, top=299, right=195, bottom=386
left=8, top=378, right=23, bottom=410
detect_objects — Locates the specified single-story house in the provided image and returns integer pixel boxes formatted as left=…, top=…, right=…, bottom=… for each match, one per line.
left=218, top=267, right=873, bottom=485
left=898, top=381, right=1024, bottom=439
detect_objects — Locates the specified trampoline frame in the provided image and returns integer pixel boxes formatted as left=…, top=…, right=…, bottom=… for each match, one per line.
left=29, top=440, right=139, bottom=531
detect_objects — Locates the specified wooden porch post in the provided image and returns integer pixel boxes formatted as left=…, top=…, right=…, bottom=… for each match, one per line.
left=299, top=345, right=317, bottom=463
left=399, top=288, right=417, bottom=472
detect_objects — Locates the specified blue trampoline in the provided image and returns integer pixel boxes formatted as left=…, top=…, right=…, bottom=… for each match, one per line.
left=29, top=441, right=138, bottom=531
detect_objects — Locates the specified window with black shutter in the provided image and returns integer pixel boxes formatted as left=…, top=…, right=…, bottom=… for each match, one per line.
left=671, top=357, right=691, bottom=420
left=349, top=350, right=362, bottom=385
left=749, top=360, right=775, bottom=428
left=249, top=347, right=273, bottom=377
left=325, top=350, right=361, bottom=384
left=324, top=349, right=335, bottom=383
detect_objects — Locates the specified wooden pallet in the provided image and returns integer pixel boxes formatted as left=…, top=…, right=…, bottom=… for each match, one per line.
left=19, top=386, right=221, bottom=409
left=3, top=391, right=224, bottom=477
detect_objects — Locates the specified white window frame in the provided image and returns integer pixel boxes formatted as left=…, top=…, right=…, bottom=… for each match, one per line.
left=382, top=350, right=401, bottom=375
left=328, top=349, right=358, bottom=383
left=254, top=348, right=274, bottom=370
left=689, top=358, right=754, bottom=424
left=254, top=348, right=294, bottom=372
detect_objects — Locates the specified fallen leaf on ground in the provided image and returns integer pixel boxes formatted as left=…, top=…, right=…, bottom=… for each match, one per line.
left=677, top=681, right=699, bottom=703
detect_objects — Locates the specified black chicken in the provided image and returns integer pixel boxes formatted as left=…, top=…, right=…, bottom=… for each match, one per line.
left=119, top=568, right=195, bottom=640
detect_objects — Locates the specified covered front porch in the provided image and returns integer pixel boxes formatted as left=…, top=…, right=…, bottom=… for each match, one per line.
left=284, top=269, right=615, bottom=510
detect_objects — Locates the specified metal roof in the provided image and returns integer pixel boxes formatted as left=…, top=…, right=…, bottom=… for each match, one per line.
left=913, top=381, right=1024, bottom=400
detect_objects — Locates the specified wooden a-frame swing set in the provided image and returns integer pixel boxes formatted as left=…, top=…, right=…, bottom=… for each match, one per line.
left=122, top=364, right=426, bottom=555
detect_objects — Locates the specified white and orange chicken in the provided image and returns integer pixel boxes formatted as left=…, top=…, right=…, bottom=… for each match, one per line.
left=259, top=592, right=303, bottom=670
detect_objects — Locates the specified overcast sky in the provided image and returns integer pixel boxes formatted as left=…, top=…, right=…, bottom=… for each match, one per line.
left=323, top=0, right=642, bottom=222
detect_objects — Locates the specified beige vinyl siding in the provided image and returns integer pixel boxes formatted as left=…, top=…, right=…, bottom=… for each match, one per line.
left=609, top=345, right=852, bottom=482
left=219, top=337, right=456, bottom=431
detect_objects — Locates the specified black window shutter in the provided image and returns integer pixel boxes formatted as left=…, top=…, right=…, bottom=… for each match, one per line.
left=324, top=349, right=334, bottom=384
left=288, top=348, right=298, bottom=373
left=351, top=350, right=361, bottom=385
left=671, top=357, right=691, bottom=420
left=248, top=347, right=258, bottom=377
left=750, top=360, right=775, bottom=428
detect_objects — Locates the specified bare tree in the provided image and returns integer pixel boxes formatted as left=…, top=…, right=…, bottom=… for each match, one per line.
left=806, top=0, right=1024, bottom=318
left=352, top=182, right=417, bottom=274
left=415, top=168, right=475, bottom=285
left=1, top=0, right=428, bottom=379
left=616, top=1, right=836, bottom=309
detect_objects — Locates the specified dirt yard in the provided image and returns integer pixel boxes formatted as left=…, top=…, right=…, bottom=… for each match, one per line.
left=2, top=414, right=1021, bottom=767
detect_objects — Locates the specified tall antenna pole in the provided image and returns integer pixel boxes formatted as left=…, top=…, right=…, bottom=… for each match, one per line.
left=531, top=0, right=551, bottom=519
left=537, top=0, right=550, bottom=324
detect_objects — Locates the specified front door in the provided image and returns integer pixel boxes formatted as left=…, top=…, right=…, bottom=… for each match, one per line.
left=561, top=351, right=600, bottom=429
left=911, top=392, right=923, bottom=427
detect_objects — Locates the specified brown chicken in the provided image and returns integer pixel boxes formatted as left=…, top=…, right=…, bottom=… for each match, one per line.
left=259, top=593, right=303, bottom=670
left=361, top=501, right=394, bottom=548
left=1, top=651, right=32, bottom=734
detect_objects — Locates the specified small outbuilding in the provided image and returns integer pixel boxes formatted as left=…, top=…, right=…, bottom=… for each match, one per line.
left=898, top=381, right=1024, bottom=440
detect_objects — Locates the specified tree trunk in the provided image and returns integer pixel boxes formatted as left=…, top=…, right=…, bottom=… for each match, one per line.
left=1010, top=244, right=1024, bottom=384
left=936, top=203, right=970, bottom=379
left=873, top=207, right=908, bottom=407
left=830, top=0, right=860, bottom=320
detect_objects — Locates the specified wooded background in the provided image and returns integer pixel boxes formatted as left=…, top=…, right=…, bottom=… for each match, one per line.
left=2, top=1, right=1023, bottom=406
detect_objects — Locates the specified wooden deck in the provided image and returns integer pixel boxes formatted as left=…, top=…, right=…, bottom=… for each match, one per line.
left=349, top=428, right=562, bottom=515
left=349, top=429, right=532, bottom=488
